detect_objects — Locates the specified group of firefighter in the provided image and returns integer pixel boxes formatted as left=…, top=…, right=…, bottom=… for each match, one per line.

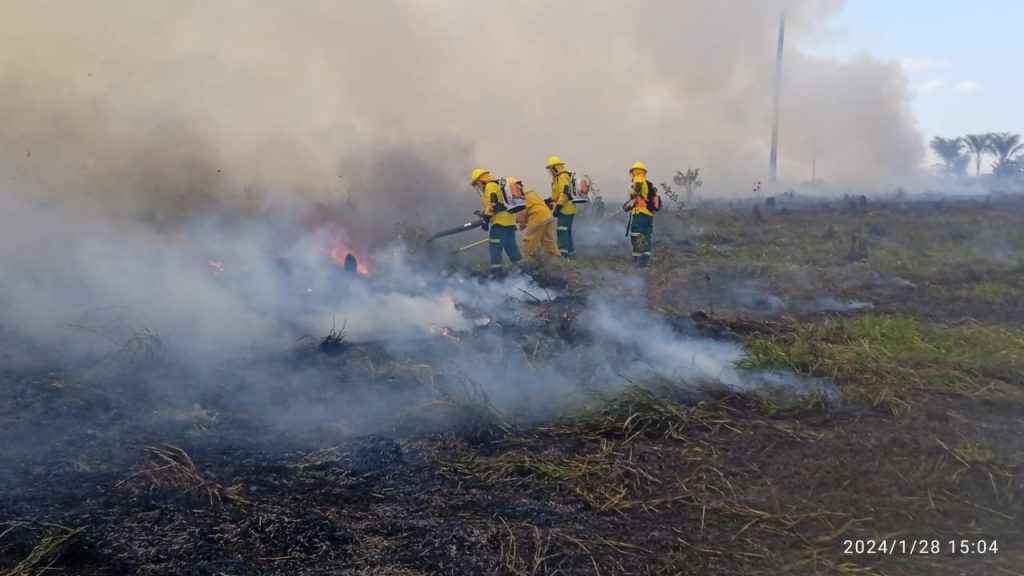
left=468, top=157, right=658, bottom=276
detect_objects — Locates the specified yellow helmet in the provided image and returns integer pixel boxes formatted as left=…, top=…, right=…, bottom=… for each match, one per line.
left=630, top=161, right=647, bottom=174
left=470, top=168, right=489, bottom=184
left=546, top=156, right=564, bottom=168
left=506, top=177, right=520, bottom=187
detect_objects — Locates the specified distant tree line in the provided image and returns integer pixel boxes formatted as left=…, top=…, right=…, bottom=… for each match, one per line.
left=930, top=132, right=1024, bottom=180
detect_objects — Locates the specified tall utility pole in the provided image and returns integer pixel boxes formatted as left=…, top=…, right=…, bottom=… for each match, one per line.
left=768, top=13, right=786, bottom=184
left=811, top=135, right=817, bottom=182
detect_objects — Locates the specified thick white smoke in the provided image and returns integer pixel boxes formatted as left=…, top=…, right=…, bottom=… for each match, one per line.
left=0, top=187, right=831, bottom=421
left=579, top=274, right=834, bottom=396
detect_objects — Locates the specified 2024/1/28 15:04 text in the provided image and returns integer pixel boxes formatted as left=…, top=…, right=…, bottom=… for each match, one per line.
left=843, top=539, right=999, bottom=555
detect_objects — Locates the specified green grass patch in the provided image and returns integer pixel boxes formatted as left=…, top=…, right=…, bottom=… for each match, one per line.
left=739, top=315, right=1024, bottom=412
left=958, top=281, right=1022, bottom=305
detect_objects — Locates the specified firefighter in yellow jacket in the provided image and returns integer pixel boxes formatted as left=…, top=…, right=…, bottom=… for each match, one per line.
left=545, top=156, right=577, bottom=259
left=507, top=177, right=559, bottom=262
left=624, top=161, right=657, bottom=268
left=471, top=168, right=522, bottom=276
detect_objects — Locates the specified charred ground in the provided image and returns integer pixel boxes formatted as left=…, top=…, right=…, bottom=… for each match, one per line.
left=3, top=194, right=1024, bottom=575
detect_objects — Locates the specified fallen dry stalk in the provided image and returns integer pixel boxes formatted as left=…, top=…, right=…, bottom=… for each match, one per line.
left=498, top=521, right=642, bottom=576
left=118, top=444, right=248, bottom=506
left=0, top=522, right=83, bottom=576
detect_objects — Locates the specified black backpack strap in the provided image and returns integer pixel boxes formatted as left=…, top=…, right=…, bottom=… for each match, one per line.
left=490, top=190, right=507, bottom=212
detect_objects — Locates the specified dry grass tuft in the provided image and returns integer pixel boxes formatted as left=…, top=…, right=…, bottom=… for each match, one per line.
left=497, top=521, right=645, bottom=576
left=451, top=385, right=823, bottom=520
left=118, top=444, right=248, bottom=506
left=455, top=441, right=666, bottom=511
left=295, top=319, right=348, bottom=355
left=398, top=371, right=515, bottom=440
left=0, top=522, right=82, bottom=576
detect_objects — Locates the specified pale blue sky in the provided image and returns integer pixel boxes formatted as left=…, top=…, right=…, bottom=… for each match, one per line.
left=817, top=1, right=1023, bottom=165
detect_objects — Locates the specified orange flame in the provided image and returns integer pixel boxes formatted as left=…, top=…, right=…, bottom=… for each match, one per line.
left=440, top=326, right=461, bottom=342
left=305, top=207, right=372, bottom=276
left=327, top=244, right=371, bottom=275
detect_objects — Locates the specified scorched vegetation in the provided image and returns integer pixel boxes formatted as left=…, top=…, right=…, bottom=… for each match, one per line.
left=3, top=193, right=1024, bottom=575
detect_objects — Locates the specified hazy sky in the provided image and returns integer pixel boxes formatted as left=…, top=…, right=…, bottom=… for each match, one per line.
left=821, top=0, right=1023, bottom=167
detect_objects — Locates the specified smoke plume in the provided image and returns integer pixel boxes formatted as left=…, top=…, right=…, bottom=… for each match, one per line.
left=2, top=0, right=922, bottom=231
left=0, top=1, right=896, bottom=437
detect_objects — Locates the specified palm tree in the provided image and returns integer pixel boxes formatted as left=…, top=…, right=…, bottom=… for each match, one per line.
left=961, top=133, right=991, bottom=177
left=986, top=132, right=1024, bottom=178
left=929, top=136, right=968, bottom=177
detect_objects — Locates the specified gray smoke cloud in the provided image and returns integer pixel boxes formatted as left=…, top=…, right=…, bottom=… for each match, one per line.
left=0, top=0, right=897, bottom=441
left=0, top=182, right=832, bottom=431
left=1, top=0, right=923, bottom=232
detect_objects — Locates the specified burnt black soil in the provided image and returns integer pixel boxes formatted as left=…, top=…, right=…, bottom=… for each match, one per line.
left=2, top=354, right=1023, bottom=575
left=4, top=197, right=1024, bottom=575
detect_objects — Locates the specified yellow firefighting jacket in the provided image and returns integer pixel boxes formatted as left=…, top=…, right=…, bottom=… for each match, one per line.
left=630, top=176, right=654, bottom=216
left=481, top=180, right=517, bottom=227
left=550, top=170, right=578, bottom=216
left=518, top=190, right=554, bottom=228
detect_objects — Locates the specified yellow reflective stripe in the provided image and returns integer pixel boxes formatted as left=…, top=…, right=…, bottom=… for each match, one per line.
left=490, top=264, right=504, bottom=269
left=489, top=238, right=500, bottom=243
left=630, top=232, right=641, bottom=237
left=631, top=252, right=641, bottom=256
left=557, top=226, right=569, bottom=231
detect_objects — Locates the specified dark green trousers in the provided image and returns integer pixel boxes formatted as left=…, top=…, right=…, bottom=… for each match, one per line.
left=629, top=213, right=653, bottom=266
left=556, top=213, right=575, bottom=259
left=489, top=224, right=521, bottom=274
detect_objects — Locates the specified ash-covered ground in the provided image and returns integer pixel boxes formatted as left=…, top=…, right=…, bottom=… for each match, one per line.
left=3, top=194, right=1024, bottom=575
